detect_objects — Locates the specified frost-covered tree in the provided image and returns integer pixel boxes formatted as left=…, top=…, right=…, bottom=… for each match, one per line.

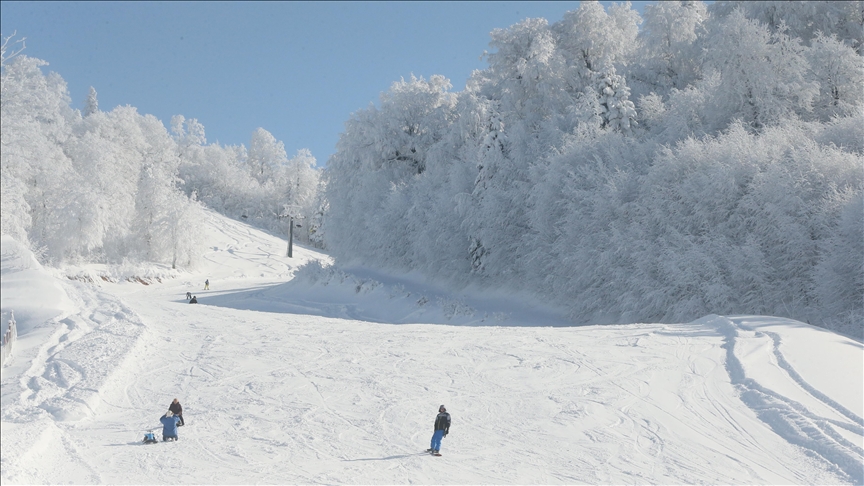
left=630, top=0, right=707, bottom=98
left=702, top=8, right=819, bottom=130
left=480, top=18, right=570, bottom=125
left=0, top=32, right=25, bottom=66
left=815, top=193, right=864, bottom=335
left=1, top=54, right=77, bottom=262
left=806, top=33, right=864, bottom=120
left=590, top=67, right=637, bottom=132
left=248, top=127, right=288, bottom=185
left=324, top=74, right=456, bottom=263
left=84, top=86, right=98, bottom=116
left=280, top=149, right=319, bottom=212
left=458, top=99, right=510, bottom=275
left=554, top=0, right=641, bottom=79
left=171, top=115, right=206, bottom=156
left=0, top=162, right=30, bottom=243
left=551, top=2, right=642, bottom=134
left=709, top=1, right=864, bottom=54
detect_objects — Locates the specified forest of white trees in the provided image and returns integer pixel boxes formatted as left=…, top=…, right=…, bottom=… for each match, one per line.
left=0, top=35, right=323, bottom=269
left=323, top=1, right=864, bottom=336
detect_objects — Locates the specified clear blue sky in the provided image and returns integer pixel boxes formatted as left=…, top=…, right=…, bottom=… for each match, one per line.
left=1, top=1, right=650, bottom=166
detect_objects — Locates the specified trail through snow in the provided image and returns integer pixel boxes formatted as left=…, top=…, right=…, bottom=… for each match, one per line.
left=1, top=212, right=862, bottom=484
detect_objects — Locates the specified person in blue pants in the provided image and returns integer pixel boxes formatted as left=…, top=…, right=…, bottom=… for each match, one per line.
left=427, top=405, right=451, bottom=454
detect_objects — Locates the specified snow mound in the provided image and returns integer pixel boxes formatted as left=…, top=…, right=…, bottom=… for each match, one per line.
left=1, top=235, right=74, bottom=335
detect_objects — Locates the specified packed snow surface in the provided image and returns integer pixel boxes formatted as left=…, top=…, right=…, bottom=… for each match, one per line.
left=2, top=211, right=862, bottom=484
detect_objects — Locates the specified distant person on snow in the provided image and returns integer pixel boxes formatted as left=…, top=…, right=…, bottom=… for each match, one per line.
left=169, top=398, right=185, bottom=426
left=186, top=291, right=192, bottom=300
left=204, top=279, right=209, bottom=290
left=189, top=296, right=198, bottom=304
left=160, top=410, right=181, bottom=441
left=426, top=405, right=450, bottom=455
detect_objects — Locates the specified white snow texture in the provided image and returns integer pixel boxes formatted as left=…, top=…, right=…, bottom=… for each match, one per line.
left=2, top=212, right=862, bottom=484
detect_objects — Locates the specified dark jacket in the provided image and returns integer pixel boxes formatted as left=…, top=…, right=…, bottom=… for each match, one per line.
left=169, top=401, right=183, bottom=416
left=189, top=297, right=198, bottom=304
left=434, top=412, right=451, bottom=433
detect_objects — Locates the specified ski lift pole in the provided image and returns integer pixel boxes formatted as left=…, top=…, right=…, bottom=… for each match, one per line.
left=287, top=216, right=294, bottom=258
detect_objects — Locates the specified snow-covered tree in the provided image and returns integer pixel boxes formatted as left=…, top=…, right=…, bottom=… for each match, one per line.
left=554, top=0, right=641, bottom=79
left=248, top=127, right=288, bottom=185
left=702, top=8, right=819, bottom=130
left=815, top=193, right=864, bottom=335
left=171, top=114, right=206, bottom=157
left=84, top=86, right=98, bottom=116
left=590, top=67, right=637, bottom=132
left=324, top=74, right=456, bottom=264
left=710, top=1, right=864, bottom=54
left=630, top=0, right=707, bottom=98
left=806, top=33, right=864, bottom=121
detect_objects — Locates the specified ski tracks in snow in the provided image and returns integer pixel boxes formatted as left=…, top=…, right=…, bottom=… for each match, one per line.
left=716, top=315, right=864, bottom=483
left=0, top=278, right=146, bottom=484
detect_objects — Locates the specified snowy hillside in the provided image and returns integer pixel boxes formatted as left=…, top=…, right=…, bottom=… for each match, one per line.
left=1, top=211, right=862, bottom=484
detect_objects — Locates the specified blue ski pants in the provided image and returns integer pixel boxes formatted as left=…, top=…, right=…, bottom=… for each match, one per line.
left=430, top=429, right=445, bottom=451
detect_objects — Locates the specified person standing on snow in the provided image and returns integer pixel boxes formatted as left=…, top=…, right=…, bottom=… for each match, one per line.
left=426, top=405, right=450, bottom=455
left=186, top=291, right=192, bottom=300
left=160, top=410, right=181, bottom=441
left=204, top=279, right=209, bottom=290
left=169, top=398, right=184, bottom=426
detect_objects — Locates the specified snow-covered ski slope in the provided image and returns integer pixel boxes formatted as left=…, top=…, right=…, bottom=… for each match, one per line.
left=1, top=211, right=862, bottom=484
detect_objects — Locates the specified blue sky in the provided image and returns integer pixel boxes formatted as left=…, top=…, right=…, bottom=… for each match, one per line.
left=1, top=1, right=650, bottom=166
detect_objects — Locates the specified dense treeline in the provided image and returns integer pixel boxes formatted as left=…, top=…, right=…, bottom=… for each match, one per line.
left=323, top=1, right=864, bottom=336
left=0, top=38, right=322, bottom=269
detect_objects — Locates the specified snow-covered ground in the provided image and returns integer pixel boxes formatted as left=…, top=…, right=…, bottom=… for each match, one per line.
left=2, top=211, right=862, bottom=484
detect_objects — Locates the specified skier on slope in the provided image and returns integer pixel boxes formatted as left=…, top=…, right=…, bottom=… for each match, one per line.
left=204, top=279, right=209, bottom=290
left=160, top=410, right=181, bottom=442
left=189, top=296, right=198, bottom=304
left=426, top=405, right=450, bottom=455
left=169, top=398, right=185, bottom=426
